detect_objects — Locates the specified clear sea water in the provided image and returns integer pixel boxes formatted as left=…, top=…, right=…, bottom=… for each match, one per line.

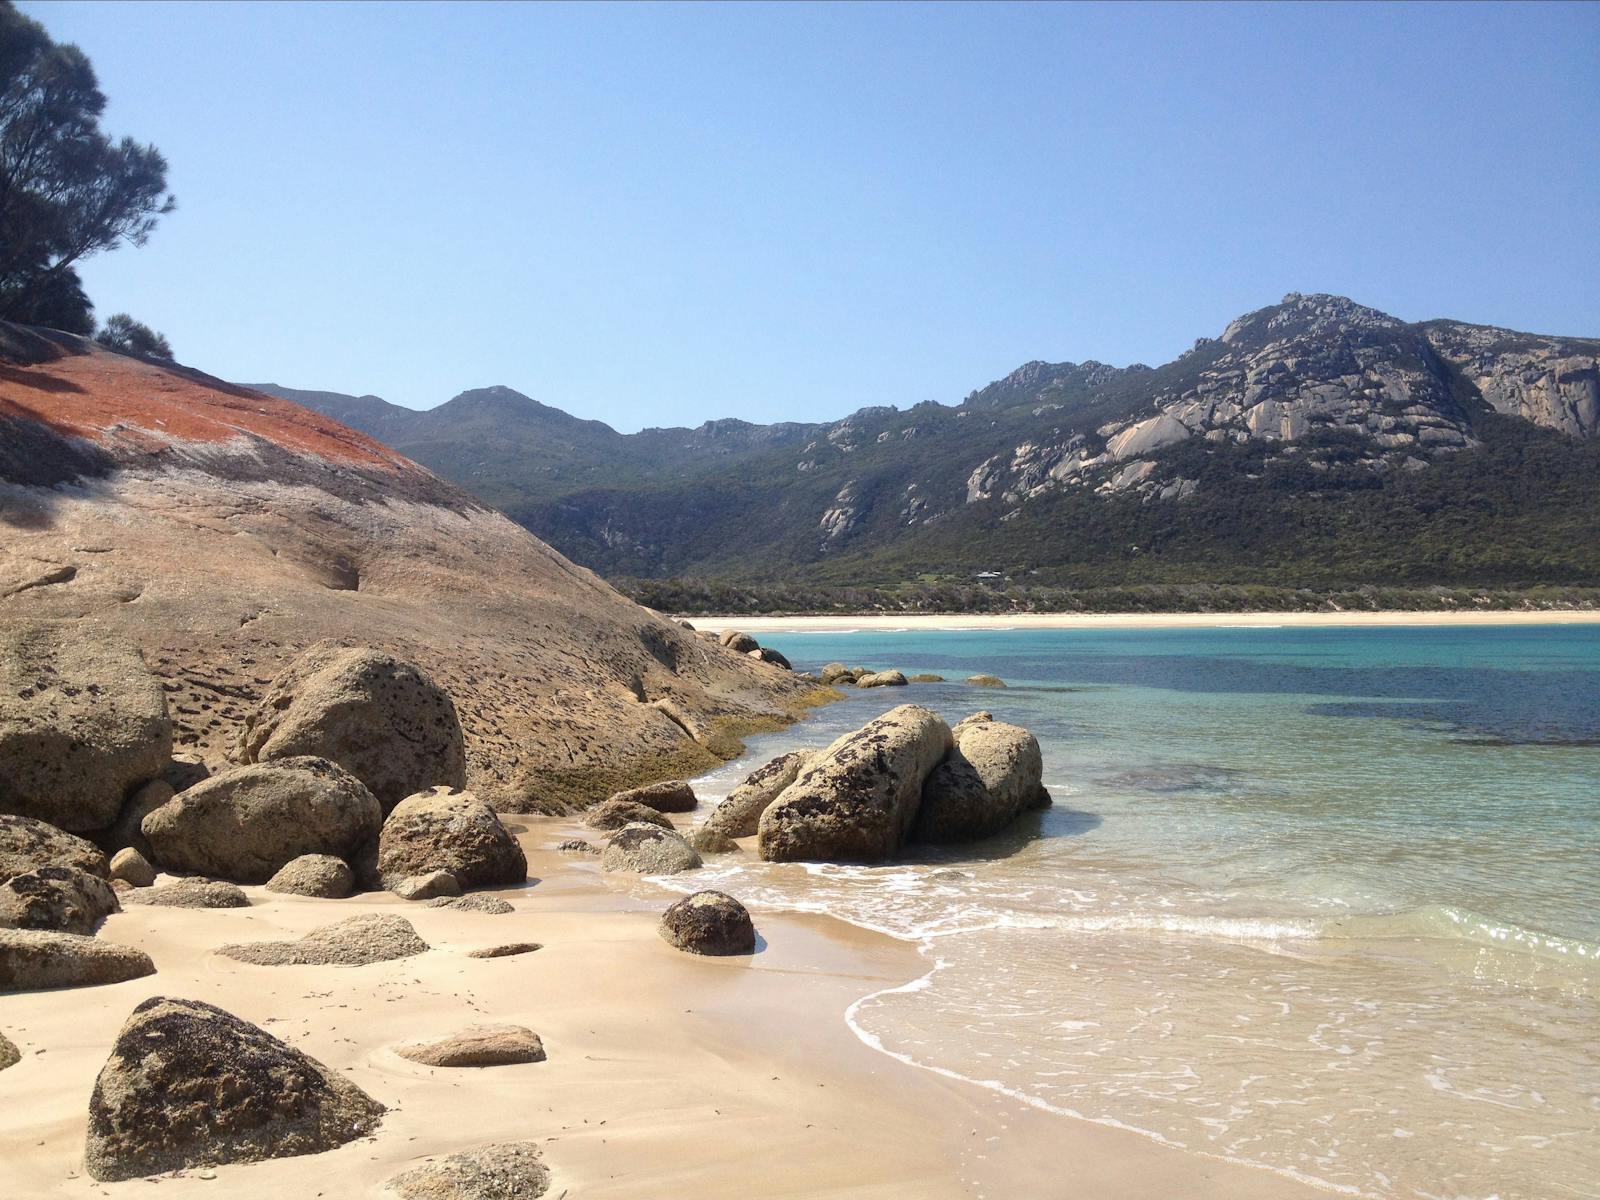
left=674, top=625, right=1600, bottom=1200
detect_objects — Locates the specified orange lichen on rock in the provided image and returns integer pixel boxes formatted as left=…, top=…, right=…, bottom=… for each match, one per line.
left=0, top=339, right=405, bottom=471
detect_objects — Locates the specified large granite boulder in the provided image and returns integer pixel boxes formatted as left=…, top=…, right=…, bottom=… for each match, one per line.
left=607, top=779, right=697, bottom=813
left=818, top=662, right=854, bottom=685
left=237, top=643, right=467, bottom=811
left=750, top=646, right=792, bottom=670
left=0, top=865, right=120, bottom=934
left=658, top=890, right=756, bottom=955
left=758, top=705, right=952, bottom=864
left=601, top=823, right=702, bottom=874
left=586, top=798, right=672, bottom=831
left=388, top=1142, right=549, bottom=1200
left=0, top=928, right=155, bottom=992
left=142, top=757, right=382, bottom=884
left=911, top=718, right=1048, bottom=843
left=0, top=626, right=172, bottom=832
left=0, top=814, right=108, bottom=883
left=392, top=870, right=460, bottom=901
left=396, top=1024, right=546, bottom=1067
left=265, top=854, right=354, bottom=899
left=706, top=749, right=814, bottom=838
left=376, top=789, right=526, bottom=890
left=84, top=996, right=385, bottom=1181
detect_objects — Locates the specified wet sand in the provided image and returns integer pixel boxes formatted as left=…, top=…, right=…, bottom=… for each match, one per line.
left=3, top=822, right=1328, bottom=1199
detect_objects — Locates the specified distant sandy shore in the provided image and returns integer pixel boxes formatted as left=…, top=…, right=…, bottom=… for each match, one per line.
left=5, top=817, right=1322, bottom=1199
left=694, top=609, right=1600, bottom=634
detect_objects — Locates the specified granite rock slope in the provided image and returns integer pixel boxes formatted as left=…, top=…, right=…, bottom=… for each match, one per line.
left=0, top=326, right=817, bottom=808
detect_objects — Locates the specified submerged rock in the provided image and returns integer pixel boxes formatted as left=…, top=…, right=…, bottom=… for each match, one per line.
left=237, top=643, right=467, bottom=812
left=265, top=854, right=355, bottom=899
left=396, top=1024, right=546, bottom=1067
left=0, top=625, right=173, bottom=832
left=376, top=788, right=526, bottom=891
left=555, top=838, right=600, bottom=855
left=857, top=669, right=908, bottom=688
left=142, top=757, right=382, bottom=884
left=388, top=1141, right=550, bottom=1200
left=909, top=673, right=946, bottom=684
left=912, top=717, right=1048, bottom=844
left=586, top=798, right=672, bottom=831
left=0, top=865, right=119, bottom=934
left=219, top=913, right=428, bottom=967
left=706, top=749, right=814, bottom=838
left=84, top=996, right=384, bottom=1181
left=0, top=813, right=109, bottom=884
left=607, top=779, right=697, bottom=813
left=601, top=823, right=702, bottom=875
left=758, top=705, right=952, bottom=864
left=0, top=928, right=155, bottom=993
left=966, top=674, right=1007, bottom=688
left=658, top=890, right=756, bottom=956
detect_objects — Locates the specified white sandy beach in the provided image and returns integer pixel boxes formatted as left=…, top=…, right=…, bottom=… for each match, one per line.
left=693, top=609, right=1600, bottom=634
left=3, top=819, right=1328, bottom=1200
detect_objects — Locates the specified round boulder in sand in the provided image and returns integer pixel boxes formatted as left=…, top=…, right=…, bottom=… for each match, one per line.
left=0, top=865, right=119, bottom=934
left=125, top=878, right=248, bottom=909
left=219, top=913, right=428, bottom=967
left=237, top=642, right=467, bottom=811
left=0, top=1030, right=17, bottom=1070
left=377, top=788, right=526, bottom=890
left=393, top=870, right=461, bottom=901
left=586, top=798, right=671, bottom=831
left=142, top=756, right=382, bottom=885
left=396, top=1024, right=546, bottom=1067
left=607, top=779, right=697, bottom=813
left=389, top=1141, right=549, bottom=1200
left=601, top=823, right=702, bottom=875
left=705, top=749, right=814, bottom=839
left=109, top=848, right=156, bottom=888
left=265, top=854, right=354, bottom=899
left=84, top=996, right=384, bottom=1181
left=0, top=928, right=155, bottom=993
left=0, top=814, right=108, bottom=884
left=0, top=625, right=173, bottom=832
left=658, top=890, right=756, bottom=956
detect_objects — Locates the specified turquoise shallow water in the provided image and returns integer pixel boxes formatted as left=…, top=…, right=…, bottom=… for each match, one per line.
left=674, top=625, right=1600, bottom=1200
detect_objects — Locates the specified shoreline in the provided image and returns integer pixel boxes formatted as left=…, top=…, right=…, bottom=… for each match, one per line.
left=3, top=816, right=1327, bottom=1199
left=691, top=608, right=1600, bottom=633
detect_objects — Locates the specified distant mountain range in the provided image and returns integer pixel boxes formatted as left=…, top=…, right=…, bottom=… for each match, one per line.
left=254, top=293, right=1600, bottom=598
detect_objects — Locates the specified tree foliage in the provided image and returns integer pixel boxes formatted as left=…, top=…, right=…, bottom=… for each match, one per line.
left=95, top=312, right=171, bottom=359
left=0, top=2, right=174, bottom=328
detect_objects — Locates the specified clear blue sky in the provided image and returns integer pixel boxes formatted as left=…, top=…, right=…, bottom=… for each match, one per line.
left=19, top=0, right=1600, bottom=430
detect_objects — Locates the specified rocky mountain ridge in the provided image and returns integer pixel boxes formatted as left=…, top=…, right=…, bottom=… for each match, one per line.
left=256, top=294, right=1600, bottom=586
